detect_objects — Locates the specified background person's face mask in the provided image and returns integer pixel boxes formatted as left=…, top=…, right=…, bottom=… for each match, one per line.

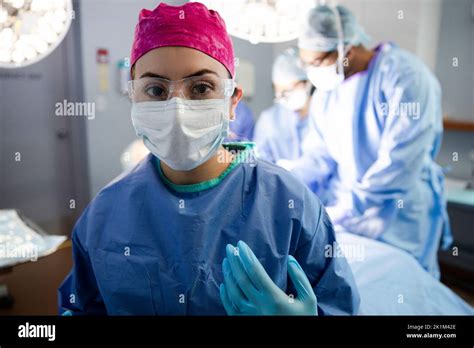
left=307, top=62, right=344, bottom=92
left=307, top=45, right=352, bottom=92
left=278, top=88, right=308, bottom=111
left=131, top=98, right=230, bottom=171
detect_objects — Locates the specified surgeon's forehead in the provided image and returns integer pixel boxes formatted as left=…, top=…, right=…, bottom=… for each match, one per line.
left=299, top=48, right=331, bottom=62
left=134, top=46, right=229, bottom=80
left=274, top=80, right=303, bottom=93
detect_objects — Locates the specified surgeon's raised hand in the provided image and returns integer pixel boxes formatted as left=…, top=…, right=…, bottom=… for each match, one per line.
left=219, top=241, right=318, bottom=316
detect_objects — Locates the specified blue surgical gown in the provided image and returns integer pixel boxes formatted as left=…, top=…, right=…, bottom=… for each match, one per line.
left=225, top=101, right=255, bottom=142
left=254, top=104, right=309, bottom=163
left=58, top=144, right=359, bottom=315
left=290, top=43, right=452, bottom=278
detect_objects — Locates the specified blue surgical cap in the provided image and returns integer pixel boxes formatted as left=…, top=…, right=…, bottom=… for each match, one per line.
left=298, top=4, right=370, bottom=52
left=272, top=47, right=307, bottom=85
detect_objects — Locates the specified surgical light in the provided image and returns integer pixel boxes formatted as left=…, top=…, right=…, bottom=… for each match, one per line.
left=196, top=0, right=316, bottom=44
left=0, top=0, right=72, bottom=68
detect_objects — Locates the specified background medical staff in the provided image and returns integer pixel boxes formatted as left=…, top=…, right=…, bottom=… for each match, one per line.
left=254, top=48, right=313, bottom=163
left=226, top=101, right=255, bottom=142
left=284, top=4, right=452, bottom=278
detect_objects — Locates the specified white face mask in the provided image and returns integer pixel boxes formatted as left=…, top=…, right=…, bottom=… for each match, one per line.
left=307, top=62, right=344, bottom=92
left=279, top=88, right=308, bottom=111
left=131, top=98, right=229, bottom=171
left=307, top=42, right=352, bottom=92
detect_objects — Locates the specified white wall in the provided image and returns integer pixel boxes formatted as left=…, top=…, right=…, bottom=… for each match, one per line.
left=233, top=39, right=275, bottom=117
left=435, top=0, right=474, bottom=122
left=435, top=0, right=474, bottom=180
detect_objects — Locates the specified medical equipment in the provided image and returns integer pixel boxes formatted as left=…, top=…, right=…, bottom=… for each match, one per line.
left=96, top=48, right=109, bottom=93
left=0, top=210, right=66, bottom=268
left=0, top=0, right=73, bottom=68
left=439, top=177, right=474, bottom=291
left=196, top=0, right=314, bottom=44
left=469, top=149, right=474, bottom=189
left=118, top=58, right=131, bottom=96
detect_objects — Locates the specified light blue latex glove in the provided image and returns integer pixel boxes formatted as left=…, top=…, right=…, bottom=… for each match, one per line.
left=219, top=240, right=318, bottom=316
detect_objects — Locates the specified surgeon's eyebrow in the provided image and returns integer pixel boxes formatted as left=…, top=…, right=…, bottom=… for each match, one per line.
left=183, top=69, right=219, bottom=78
left=139, top=72, right=169, bottom=79
left=139, top=69, right=219, bottom=80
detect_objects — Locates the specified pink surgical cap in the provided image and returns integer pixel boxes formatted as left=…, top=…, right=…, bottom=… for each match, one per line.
left=130, top=2, right=235, bottom=77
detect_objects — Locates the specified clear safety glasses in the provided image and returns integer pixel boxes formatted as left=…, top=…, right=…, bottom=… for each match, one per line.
left=274, top=81, right=311, bottom=101
left=128, top=74, right=236, bottom=103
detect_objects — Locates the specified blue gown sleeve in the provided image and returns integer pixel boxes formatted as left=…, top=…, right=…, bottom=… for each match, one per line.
left=229, top=102, right=255, bottom=141
left=340, top=69, right=442, bottom=238
left=294, top=191, right=360, bottom=315
left=240, top=104, right=255, bottom=141
left=290, top=106, right=336, bottom=194
left=254, top=110, right=277, bottom=163
left=58, top=208, right=107, bottom=315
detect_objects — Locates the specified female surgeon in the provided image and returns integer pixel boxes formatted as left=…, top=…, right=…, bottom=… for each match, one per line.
left=58, top=2, right=359, bottom=316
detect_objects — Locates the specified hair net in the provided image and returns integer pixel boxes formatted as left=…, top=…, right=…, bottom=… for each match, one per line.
left=298, top=4, right=370, bottom=52
left=131, top=2, right=235, bottom=77
left=272, top=47, right=307, bottom=85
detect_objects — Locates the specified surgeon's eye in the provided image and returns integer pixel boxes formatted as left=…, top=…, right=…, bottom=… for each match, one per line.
left=145, top=85, right=167, bottom=99
left=190, top=82, right=213, bottom=97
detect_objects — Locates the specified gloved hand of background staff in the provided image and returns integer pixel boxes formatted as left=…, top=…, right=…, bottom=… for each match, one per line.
left=276, top=158, right=298, bottom=171
left=219, top=240, right=318, bottom=316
